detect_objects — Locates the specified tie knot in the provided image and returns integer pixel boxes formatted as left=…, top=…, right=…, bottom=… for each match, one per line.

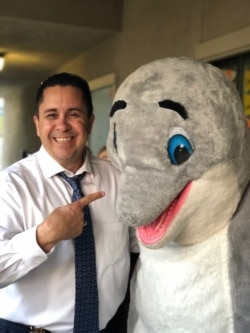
left=58, top=171, right=85, bottom=183
left=57, top=172, right=86, bottom=201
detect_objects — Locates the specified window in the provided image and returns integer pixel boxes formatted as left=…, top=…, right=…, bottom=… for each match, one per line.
left=88, top=74, right=116, bottom=156
left=0, top=97, right=4, bottom=169
left=212, top=53, right=250, bottom=127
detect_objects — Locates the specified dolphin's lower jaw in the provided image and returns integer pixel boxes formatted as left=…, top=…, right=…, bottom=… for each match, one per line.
left=137, top=182, right=192, bottom=247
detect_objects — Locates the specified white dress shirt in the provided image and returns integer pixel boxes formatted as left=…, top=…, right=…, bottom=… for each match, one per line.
left=0, top=146, right=136, bottom=332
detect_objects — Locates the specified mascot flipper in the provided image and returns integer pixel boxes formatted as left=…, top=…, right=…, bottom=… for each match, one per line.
left=107, top=57, right=250, bottom=333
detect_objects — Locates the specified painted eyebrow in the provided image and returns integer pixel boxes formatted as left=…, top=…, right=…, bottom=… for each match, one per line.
left=110, top=100, right=127, bottom=117
left=158, top=99, right=188, bottom=120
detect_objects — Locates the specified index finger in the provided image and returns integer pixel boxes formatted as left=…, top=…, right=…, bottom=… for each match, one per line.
left=78, top=191, right=105, bottom=207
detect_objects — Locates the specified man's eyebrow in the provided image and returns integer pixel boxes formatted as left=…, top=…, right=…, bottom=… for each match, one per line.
left=67, top=107, right=83, bottom=112
left=44, top=107, right=83, bottom=113
left=110, top=100, right=127, bottom=117
left=44, top=108, right=57, bottom=113
left=158, top=99, right=188, bottom=120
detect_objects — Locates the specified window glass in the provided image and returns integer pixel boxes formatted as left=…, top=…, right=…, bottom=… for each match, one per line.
left=212, top=57, right=239, bottom=88
left=243, top=56, right=250, bottom=127
left=212, top=54, right=250, bottom=127
left=0, top=97, right=4, bottom=169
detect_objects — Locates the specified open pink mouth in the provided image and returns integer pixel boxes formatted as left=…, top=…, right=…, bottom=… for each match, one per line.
left=137, top=182, right=192, bottom=246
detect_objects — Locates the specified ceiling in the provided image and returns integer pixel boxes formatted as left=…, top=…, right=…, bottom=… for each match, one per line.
left=0, top=0, right=123, bottom=87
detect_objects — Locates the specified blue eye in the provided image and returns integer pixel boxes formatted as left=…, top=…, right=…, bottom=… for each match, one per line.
left=167, top=134, right=194, bottom=165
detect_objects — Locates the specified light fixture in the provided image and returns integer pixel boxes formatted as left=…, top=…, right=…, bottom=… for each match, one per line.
left=0, top=53, right=6, bottom=71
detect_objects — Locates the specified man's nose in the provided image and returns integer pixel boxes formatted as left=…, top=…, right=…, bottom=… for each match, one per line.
left=56, top=116, right=71, bottom=130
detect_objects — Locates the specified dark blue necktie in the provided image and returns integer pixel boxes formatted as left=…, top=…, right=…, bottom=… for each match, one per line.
left=57, top=172, right=99, bottom=333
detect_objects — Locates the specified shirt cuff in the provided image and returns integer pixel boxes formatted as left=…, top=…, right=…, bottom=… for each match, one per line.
left=13, top=226, right=49, bottom=268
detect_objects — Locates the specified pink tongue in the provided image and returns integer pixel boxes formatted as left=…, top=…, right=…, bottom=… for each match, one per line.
left=137, top=200, right=177, bottom=245
left=137, top=182, right=192, bottom=246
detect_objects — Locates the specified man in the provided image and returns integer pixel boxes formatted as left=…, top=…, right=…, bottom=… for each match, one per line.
left=0, top=73, right=137, bottom=332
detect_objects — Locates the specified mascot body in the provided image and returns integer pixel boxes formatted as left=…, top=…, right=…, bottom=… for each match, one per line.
left=107, top=57, right=250, bottom=332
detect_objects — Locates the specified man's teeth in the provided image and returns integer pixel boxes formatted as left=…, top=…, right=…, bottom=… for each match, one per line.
left=56, top=137, right=72, bottom=142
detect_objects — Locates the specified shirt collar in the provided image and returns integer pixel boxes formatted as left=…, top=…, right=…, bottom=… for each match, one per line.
left=37, top=146, right=93, bottom=179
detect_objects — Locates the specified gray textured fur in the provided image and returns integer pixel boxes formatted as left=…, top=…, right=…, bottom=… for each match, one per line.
left=107, top=57, right=250, bottom=332
left=229, top=183, right=250, bottom=331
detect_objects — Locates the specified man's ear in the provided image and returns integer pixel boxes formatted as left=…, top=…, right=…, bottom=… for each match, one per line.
left=33, top=115, right=40, bottom=137
left=88, top=114, right=95, bottom=134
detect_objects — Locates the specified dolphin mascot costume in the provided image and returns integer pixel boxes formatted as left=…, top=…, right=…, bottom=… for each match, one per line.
left=106, top=57, right=250, bottom=332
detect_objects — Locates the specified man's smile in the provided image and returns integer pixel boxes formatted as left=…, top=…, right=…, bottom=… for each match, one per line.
left=54, top=136, right=74, bottom=143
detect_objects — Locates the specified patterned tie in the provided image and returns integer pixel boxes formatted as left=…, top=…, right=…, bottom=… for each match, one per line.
left=57, top=172, right=99, bottom=333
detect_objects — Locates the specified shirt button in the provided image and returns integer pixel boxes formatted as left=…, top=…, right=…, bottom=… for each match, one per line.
left=35, top=257, right=43, bottom=264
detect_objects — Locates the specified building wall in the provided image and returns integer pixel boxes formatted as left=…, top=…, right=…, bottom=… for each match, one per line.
left=2, top=0, right=250, bottom=167
left=1, top=85, right=40, bottom=167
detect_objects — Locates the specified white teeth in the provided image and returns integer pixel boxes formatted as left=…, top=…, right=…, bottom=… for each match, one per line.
left=55, top=137, right=72, bottom=142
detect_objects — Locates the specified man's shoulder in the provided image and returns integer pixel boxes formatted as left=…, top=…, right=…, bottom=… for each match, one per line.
left=0, top=153, right=39, bottom=180
left=90, top=154, right=120, bottom=175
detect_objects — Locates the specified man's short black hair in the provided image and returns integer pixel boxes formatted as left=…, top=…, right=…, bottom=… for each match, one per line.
left=36, top=72, right=93, bottom=116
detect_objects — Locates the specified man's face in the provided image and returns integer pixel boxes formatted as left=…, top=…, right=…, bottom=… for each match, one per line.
left=34, top=85, right=95, bottom=172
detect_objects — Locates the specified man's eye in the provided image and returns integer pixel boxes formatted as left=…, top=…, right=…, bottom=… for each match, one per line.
left=46, top=113, right=57, bottom=119
left=69, top=111, right=80, bottom=117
